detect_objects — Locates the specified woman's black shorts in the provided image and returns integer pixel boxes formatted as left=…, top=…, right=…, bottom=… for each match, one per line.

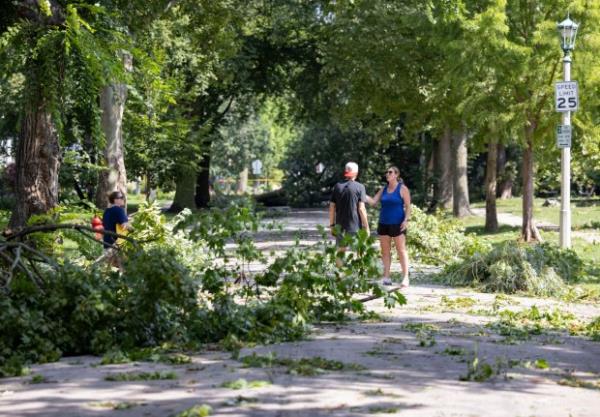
left=377, top=223, right=406, bottom=237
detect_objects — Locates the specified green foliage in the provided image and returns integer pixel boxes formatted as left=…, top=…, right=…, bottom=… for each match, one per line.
left=441, top=296, right=476, bottom=309
left=488, top=306, right=582, bottom=341
left=252, top=228, right=406, bottom=325
left=221, top=378, right=271, bottom=390
left=459, top=357, right=497, bottom=383
left=402, top=322, right=438, bottom=347
left=440, top=241, right=587, bottom=296
left=29, top=374, right=47, bottom=384
left=0, top=223, right=202, bottom=376
left=0, top=203, right=405, bottom=377
left=586, top=317, right=600, bottom=342
left=117, top=247, right=200, bottom=348
left=406, top=207, right=489, bottom=266
left=212, top=108, right=273, bottom=181
left=281, top=123, right=391, bottom=207
left=459, top=345, right=509, bottom=382
left=100, top=350, right=130, bottom=365
left=240, top=353, right=365, bottom=376
left=104, top=371, right=178, bottom=381
left=89, top=402, right=138, bottom=410
left=173, top=405, right=212, bottom=417
left=401, top=323, right=439, bottom=333
left=442, top=346, right=468, bottom=357
left=558, top=375, right=600, bottom=390
left=101, top=348, right=192, bottom=365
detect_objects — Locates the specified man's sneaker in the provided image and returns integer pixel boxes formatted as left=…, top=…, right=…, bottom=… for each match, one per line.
left=381, top=277, right=393, bottom=286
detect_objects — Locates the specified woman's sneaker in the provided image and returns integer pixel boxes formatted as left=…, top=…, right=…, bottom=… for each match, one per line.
left=381, top=277, right=393, bottom=286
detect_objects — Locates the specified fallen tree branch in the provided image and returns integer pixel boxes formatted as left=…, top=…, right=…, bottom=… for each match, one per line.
left=4, top=223, right=141, bottom=246
left=358, top=286, right=403, bottom=303
left=3, top=241, right=58, bottom=267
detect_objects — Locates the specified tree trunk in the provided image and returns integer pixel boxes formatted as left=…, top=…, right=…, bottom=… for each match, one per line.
left=521, top=127, right=542, bottom=242
left=9, top=102, right=60, bottom=229
left=237, top=167, right=248, bottom=194
left=496, top=143, right=513, bottom=199
left=74, top=181, right=86, bottom=201
left=195, top=153, right=211, bottom=208
left=452, top=128, right=470, bottom=217
left=419, top=132, right=428, bottom=200
left=434, top=126, right=453, bottom=210
left=485, top=139, right=498, bottom=232
left=169, top=167, right=196, bottom=212
left=426, top=147, right=435, bottom=208
left=497, top=143, right=506, bottom=176
left=96, top=54, right=131, bottom=209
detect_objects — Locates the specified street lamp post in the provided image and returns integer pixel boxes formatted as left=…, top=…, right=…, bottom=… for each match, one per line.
left=557, top=15, right=579, bottom=249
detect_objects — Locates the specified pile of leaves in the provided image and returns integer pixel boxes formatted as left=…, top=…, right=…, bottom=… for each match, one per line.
left=439, top=241, right=587, bottom=296
left=402, top=206, right=487, bottom=266
left=0, top=202, right=405, bottom=377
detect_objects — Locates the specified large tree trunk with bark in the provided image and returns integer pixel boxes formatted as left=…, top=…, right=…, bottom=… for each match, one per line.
left=169, top=167, right=196, bottom=212
left=521, top=126, right=542, bottom=242
left=485, top=139, right=498, bottom=232
left=496, top=143, right=513, bottom=199
left=96, top=54, right=131, bottom=209
left=9, top=102, right=60, bottom=229
left=433, top=127, right=453, bottom=210
left=452, top=128, right=471, bottom=217
left=195, top=153, right=211, bottom=208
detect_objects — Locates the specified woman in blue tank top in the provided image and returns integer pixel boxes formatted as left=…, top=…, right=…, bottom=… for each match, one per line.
left=368, top=166, right=411, bottom=287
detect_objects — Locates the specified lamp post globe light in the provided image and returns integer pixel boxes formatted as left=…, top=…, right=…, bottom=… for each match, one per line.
left=557, top=15, right=579, bottom=248
left=558, top=16, right=579, bottom=53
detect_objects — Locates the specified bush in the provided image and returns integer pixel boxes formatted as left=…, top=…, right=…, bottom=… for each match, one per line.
left=402, top=206, right=488, bottom=265
left=439, top=241, right=587, bottom=296
left=1, top=201, right=406, bottom=377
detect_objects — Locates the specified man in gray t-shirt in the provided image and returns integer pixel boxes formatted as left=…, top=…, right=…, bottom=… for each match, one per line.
left=329, top=162, right=370, bottom=246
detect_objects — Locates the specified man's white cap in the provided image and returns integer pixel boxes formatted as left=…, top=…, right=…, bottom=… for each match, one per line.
left=344, top=162, right=359, bottom=177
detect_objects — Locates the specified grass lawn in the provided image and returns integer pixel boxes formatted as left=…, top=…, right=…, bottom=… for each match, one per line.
left=127, top=193, right=173, bottom=213
left=470, top=197, right=600, bottom=229
left=458, top=211, right=600, bottom=264
left=459, top=214, right=600, bottom=299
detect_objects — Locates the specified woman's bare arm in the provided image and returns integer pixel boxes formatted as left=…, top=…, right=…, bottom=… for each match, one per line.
left=401, top=185, right=411, bottom=230
left=366, top=188, right=383, bottom=206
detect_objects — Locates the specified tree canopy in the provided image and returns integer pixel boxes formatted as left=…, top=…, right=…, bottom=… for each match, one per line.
left=0, top=0, right=599, bottom=237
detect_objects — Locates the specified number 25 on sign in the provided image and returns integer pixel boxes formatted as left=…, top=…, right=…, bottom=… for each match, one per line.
left=555, top=81, right=579, bottom=112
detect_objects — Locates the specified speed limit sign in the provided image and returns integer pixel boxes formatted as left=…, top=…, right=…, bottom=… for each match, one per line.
left=555, top=81, right=579, bottom=112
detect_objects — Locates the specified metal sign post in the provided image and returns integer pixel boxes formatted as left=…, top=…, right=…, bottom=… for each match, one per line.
left=557, top=63, right=573, bottom=248
left=556, top=14, right=579, bottom=249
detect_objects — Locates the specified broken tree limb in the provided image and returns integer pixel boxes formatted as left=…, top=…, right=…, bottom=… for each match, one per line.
left=4, top=223, right=142, bottom=246
left=358, top=286, right=403, bottom=303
